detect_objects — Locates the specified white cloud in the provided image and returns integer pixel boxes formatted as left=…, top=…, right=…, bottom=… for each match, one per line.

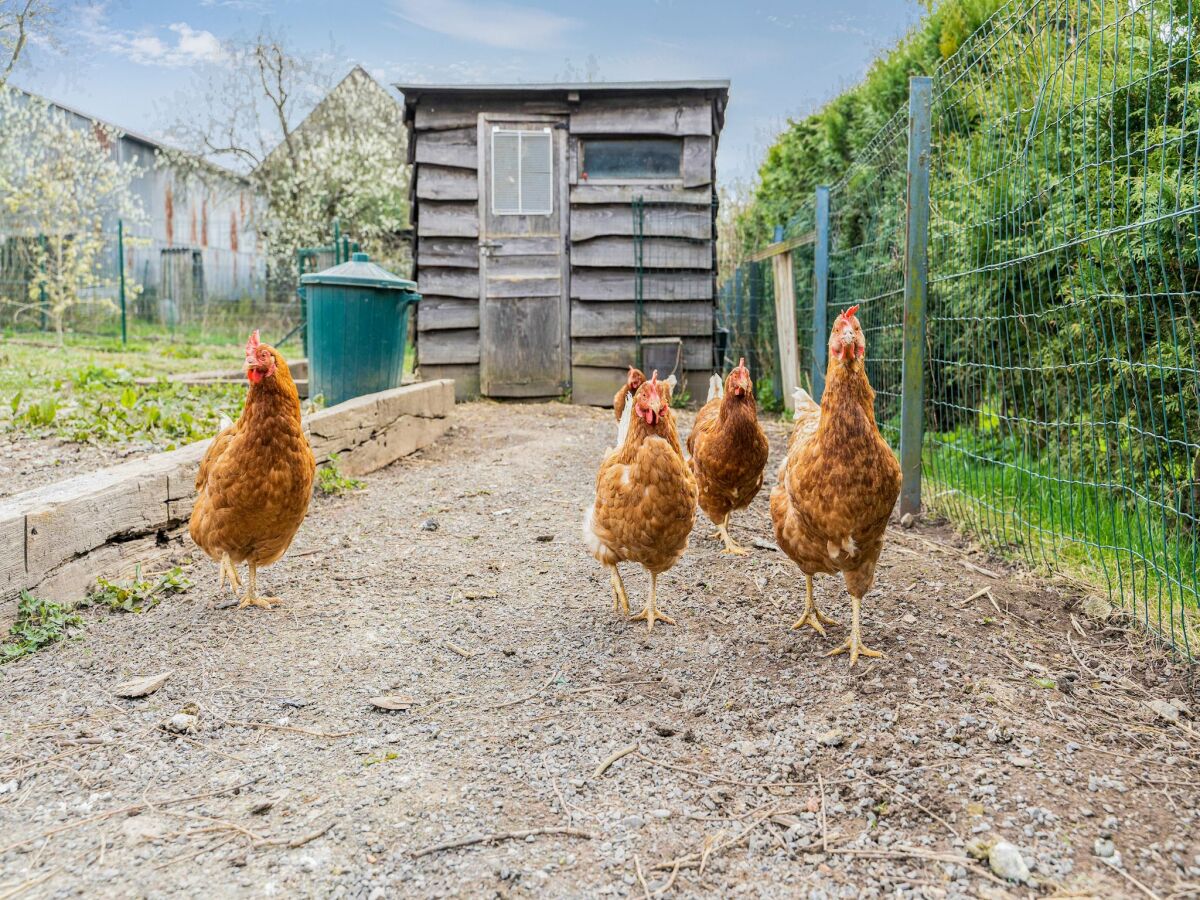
left=391, top=0, right=579, bottom=50
left=77, top=5, right=226, bottom=67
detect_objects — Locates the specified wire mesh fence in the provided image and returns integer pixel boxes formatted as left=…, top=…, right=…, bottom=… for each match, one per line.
left=0, top=221, right=297, bottom=348
left=924, top=0, right=1200, bottom=655
left=715, top=259, right=783, bottom=409
left=750, top=0, right=1200, bottom=656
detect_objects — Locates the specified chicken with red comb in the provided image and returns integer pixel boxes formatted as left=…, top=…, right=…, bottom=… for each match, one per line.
left=613, top=365, right=646, bottom=422
left=770, top=305, right=901, bottom=667
left=686, top=358, right=769, bottom=555
left=583, top=371, right=697, bottom=630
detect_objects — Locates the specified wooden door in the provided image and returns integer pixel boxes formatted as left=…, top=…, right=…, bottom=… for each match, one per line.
left=478, top=116, right=569, bottom=397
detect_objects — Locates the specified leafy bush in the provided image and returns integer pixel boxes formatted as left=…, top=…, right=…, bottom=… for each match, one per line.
left=1, top=592, right=84, bottom=663
left=316, top=453, right=365, bottom=496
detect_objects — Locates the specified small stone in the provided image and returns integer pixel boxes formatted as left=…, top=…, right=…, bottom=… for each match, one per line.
left=818, top=729, right=844, bottom=747
left=653, top=723, right=680, bottom=738
left=1146, top=699, right=1185, bottom=723
left=1094, top=837, right=1116, bottom=858
left=901, top=614, right=917, bottom=625
left=535, top=535, right=554, bottom=542
left=965, top=837, right=991, bottom=861
left=164, top=713, right=198, bottom=734
left=988, top=841, right=1031, bottom=883
left=900, top=512, right=915, bottom=529
left=421, top=518, right=439, bottom=531
left=1006, top=754, right=1032, bottom=768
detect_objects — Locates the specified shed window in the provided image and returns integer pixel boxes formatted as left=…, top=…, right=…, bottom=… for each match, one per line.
left=492, top=128, right=553, bottom=215
left=580, top=138, right=683, bottom=181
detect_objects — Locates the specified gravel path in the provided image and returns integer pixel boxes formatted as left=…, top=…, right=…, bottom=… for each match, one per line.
left=1, top=401, right=1197, bottom=899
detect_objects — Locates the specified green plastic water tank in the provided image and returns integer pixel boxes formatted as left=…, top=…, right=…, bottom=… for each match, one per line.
left=301, top=253, right=420, bottom=407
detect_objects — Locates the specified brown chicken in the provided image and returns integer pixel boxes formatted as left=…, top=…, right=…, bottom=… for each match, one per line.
left=686, top=358, right=769, bottom=555
left=770, top=305, right=901, bottom=666
left=189, top=331, right=315, bottom=609
left=583, top=371, right=697, bottom=630
left=613, top=366, right=646, bottom=421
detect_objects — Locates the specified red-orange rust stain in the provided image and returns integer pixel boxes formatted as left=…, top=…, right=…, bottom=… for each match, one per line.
left=190, top=206, right=197, bottom=246
left=92, top=123, right=112, bottom=152
left=230, top=211, right=239, bottom=252
left=165, top=185, right=175, bottom=245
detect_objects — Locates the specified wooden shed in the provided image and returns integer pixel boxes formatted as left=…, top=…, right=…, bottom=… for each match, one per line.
left=397, top=80, right=730, bottom=403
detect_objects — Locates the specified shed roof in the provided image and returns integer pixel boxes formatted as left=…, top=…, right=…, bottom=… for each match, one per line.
left=396, top=80, right=730, bottom=133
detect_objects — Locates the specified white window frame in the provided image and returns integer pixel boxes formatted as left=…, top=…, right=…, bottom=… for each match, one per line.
left=491, top=127, right=554, bottom=216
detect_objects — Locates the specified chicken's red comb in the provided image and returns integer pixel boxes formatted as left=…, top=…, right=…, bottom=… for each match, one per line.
left=841, top=304, right=860, bottom=319
left=735, top=357, right=748, bottom=372
left=650, top=369, right=660, bottom=385
left=246, top=329, right=261, bottom=353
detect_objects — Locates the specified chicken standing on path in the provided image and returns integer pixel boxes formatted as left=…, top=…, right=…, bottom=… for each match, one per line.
left=613, top=366, right=646, bottom=422
left=189, top=331, right=315, bottom=610
left=584, top=371, right=697, bottom=631
left=687, top=358, right=770, bottom=555
left=770, top=306, right=901, bottom=666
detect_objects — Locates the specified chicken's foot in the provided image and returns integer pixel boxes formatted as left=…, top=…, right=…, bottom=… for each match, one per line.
left=791, top=574, right=839, bottom=636
left=825, top=595, right=882, bottom=667
left=630, top=572, right=675, bottom=631
left=716, top=515, right=748, bottom=556
left=237, top=562, right=282, bottom=611
left=608, top=566, right=630, bottom=616
left=218, top=553, right=242, bottom=598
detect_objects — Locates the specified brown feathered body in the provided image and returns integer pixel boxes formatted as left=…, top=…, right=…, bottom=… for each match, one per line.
left=189, top=347, right=315, bottom=572
left=584, top=381, right=696, bottom=576
left=771, top=328, right=900, bottom=600
left=687, top=367, right=769, bottom=531
left=613, top=367, right=646, bottom=421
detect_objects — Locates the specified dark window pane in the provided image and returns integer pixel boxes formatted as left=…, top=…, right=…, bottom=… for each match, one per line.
left=581, top=138, right=682, bottom=180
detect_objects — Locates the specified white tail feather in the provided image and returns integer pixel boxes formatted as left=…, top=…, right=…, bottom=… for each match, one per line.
left=792, top=387, right=819, bottom=420
left=614, top=391, right=633, bottom=450
left=707, top=372, right=723, bottom=403
left=218, top=414, right=234, bottom=432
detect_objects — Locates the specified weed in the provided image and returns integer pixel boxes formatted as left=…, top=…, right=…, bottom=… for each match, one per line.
left=87, top=566, right=193, bottom=613
left=317, top=453, right=365, bottom=496
left=1, top=592, right=84, bottom=663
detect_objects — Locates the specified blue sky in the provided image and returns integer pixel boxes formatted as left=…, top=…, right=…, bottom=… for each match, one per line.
left=17, top=0, right=921, bottom=184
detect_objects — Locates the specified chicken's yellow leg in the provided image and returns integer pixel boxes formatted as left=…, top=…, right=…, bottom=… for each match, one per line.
left=825, top=594, right=882, bottom=667
left=608, top=565, right=630, bottom=616
left=630, top=571, right=675, bottom=631
left=717, top=514, right=748, bottom=556
left=237, top=561, right=283, bottom=610
left=218, top=552, right=242, bottom=598
left=791, top=574, right=839, bottom=635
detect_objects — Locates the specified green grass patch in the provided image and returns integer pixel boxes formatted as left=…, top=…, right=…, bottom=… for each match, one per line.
left=316, top=453, right=365, bottom=496
left=87, top=566, right=193, bottom=614
left=924, top=432, right=1200, bottom=654
left=1, top=592, right=84, bottom=663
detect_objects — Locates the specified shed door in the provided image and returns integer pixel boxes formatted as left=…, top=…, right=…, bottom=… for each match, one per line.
left=478, top=117, right=569, bottom=397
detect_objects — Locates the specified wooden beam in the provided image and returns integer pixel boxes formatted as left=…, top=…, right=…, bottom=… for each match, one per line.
left=570, top=269, right=712, bottom=301
left=414, top=127, right=477, bottom=169
left=416, top=296, right=480, bottom=332
left=416, top=165, right=479, bottom=201
left=417, top=202, right=479, bottom=238
left=568, top=98, right=712, bottom=136
left=570, top=184, right=712, bottom=206
left=745, top=230, right=817, bottom=262
left=418, top=267, right=479, bottom=299
left=417, top=238, right=479, bottom=269
left=771, top=250, right=800, bottom=411
left=571, top=335, right=711, bottom=369
left=681, top=136, right=713, bottom=189
left=571, top=237, right=712, bottom=269
left=570, top=205, right=711, bottom=241
left=418, top=328, right=480, bottom=365
left=570, top=300, right=713, bottom=338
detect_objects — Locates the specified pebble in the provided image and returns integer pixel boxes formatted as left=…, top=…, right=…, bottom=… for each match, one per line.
left=1094, top=837, right=1115, bottom=858
left=988, top=841, right=1031, bottom=883
left=818, top=729, right=844, bottom=747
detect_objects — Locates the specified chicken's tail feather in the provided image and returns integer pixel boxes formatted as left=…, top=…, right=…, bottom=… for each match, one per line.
left=793, top=387, right=820, bottom=421
left=614, top=390, right=633, bottom=449
left=707, top=372, right=723, bottom=403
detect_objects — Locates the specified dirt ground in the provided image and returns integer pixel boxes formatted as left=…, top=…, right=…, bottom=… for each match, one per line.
left=1, top=401, right=1198, bottom=899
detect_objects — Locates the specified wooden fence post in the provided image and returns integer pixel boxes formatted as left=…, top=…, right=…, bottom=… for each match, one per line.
left=770, top=230, right=799, bottom=411
left=899, top=76, right=932, bottom=517
left=811, top=186, right=830, bottom=401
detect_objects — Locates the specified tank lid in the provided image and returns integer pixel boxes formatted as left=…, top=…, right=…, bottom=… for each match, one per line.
left=301, top=253, right=418, bottom=291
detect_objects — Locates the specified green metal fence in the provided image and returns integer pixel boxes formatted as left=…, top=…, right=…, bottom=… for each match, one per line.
left=760, top=0, right=1200, bottom=657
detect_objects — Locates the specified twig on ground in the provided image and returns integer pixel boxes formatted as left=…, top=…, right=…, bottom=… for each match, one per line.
left=1101, top=859, right=1163, bottom=900
left=482, top=671, right=558, bottom=711
left=858, top=771, right=959, bottom=839
left=254, top=820, right=334, bottom=849
left=634, top=854, right=652, bottom=900
left=593, top=743, right=639, bottom=778
left=150, top=834, right=237, bottom=871
left=0, top=778, right=261, bottom=856
left=444, top=641, right=477, bottom=659
left=817, top=773, right=829, bottom=852
left=224, top=720, right=354, bottom=739
left=955, top=587, right=991, bottom=609
left=828, top=846, right=1014, bottom=891
left=411, top=826, right=592, bottom=858
left=0, top=867, right=61, bottom=900
left=962, top=559, right=1002, bottom=579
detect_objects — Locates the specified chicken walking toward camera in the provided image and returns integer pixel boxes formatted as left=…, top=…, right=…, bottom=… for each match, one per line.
left=687, top=358, right=769, bottom=555
left=770, top=306, right=901, bottom=666
left=584, top=371, right=697, bottom=630
left=613, top=365, right=646, bottom=422
left=189, top=331, right=315, bottom=610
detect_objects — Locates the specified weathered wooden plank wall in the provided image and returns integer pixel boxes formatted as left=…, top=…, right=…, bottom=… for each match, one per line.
left=408, top=91, right=721, bottom=406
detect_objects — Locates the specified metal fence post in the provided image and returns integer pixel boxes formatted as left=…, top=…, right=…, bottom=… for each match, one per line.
left=811, top=186, right=830, bottom=401
left=899, top=76, right=932, bottom=517
left=118, top=218, right=127, bottom=345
